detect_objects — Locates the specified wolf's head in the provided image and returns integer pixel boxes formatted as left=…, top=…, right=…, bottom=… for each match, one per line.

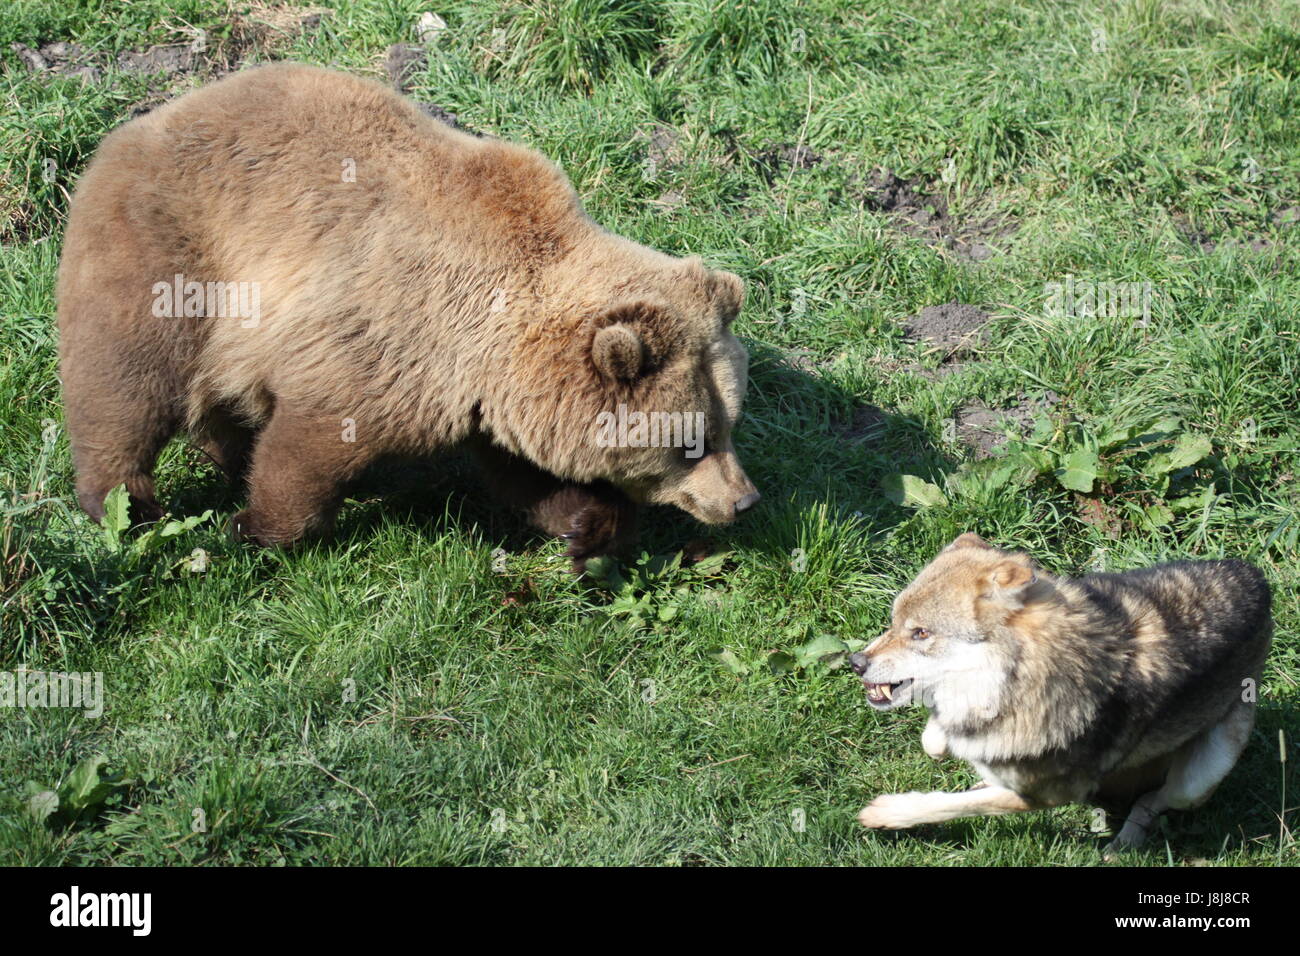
left=848, top=533, right=1052, bottom=726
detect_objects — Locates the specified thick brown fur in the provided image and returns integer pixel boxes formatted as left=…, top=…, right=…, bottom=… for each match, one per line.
left=57, top=64, right=758, bottom=558
left=849, top=533, right=1272, bottom=855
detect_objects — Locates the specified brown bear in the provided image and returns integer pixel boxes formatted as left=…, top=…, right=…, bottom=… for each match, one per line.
left=56, top=64, right=759, bottom=565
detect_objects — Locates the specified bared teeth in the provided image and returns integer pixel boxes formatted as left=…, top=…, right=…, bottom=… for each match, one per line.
left=866, top=682, right=894, bottom=702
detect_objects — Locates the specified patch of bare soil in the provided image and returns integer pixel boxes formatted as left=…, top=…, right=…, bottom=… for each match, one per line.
left=897, top=303, right=989, bottom=381
left=857, top=168, right=1015, bottom=261
left=7, top=4, right=327, bottom=117
left=628, top=124, right=692, bottom=209
left=9, top=41, right=101, bottom=82
left=649, top=189, right=686, bottom=211
left=1076, top=495, right=1123, bottom=539
left=705, top=130, right=824, bottom=190
left=752, top=143, right=823, bottom=184
left=384, top=43, right=425, bottom=92
left=1173, top=205, right=1299, bottom=255
left=902, top=302, right=990, bottom=360
left=836, top=403, right=888, bottom=444
left=381, top=42, right=475, bottom=134
left=778, top=347, right=821, bottom=374
left=417, top=102, right=475, bottom=133
left=117, top=44, right=199, bottom=76
left=637, top=123, right=686, bottom=170
left=955, top=390, right=1058, bottom=459
left=908, top=362, right=968, bottom=382
left=210, top=4, right=326, bottom=72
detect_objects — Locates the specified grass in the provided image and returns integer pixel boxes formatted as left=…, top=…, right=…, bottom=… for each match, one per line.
left=1, top=0, right=1298, bottom=865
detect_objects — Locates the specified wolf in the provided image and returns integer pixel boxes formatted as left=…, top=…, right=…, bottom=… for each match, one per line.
left=849, top=533, right=1272, bottom=854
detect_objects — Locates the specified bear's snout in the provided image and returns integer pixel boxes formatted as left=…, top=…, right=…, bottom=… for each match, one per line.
left=662, top=443, right=759, bottom=525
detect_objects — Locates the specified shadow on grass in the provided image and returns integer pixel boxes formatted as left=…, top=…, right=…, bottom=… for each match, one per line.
left=3, top=339, right=953, bottom=654
left=1150, top=697, right=1297, bottom=862
left=318, top=338, right=954, bottom=563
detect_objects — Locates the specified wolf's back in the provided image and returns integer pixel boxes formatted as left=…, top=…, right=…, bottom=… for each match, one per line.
left=1084, top=559, right=1271, bottom=760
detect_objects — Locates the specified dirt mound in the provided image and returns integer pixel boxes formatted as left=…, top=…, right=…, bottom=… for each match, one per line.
left=639, top=124, right=686, bottom=169
left=378, top=43, right=473, bottom=133
left=861, top=167, right=926, bottom=212
left=753, top=143, right=822, bottom=183
left=384, top=43, right=426, bottom=92
left=837, top=403, right=888, bottom=444
left=859, top=168, right=1013, bottom=261
left=10, top=41, right=101, bottom=82
left=955, top=391, right=1058, bottom=459
left=902, top=302, right=990, bottom=360
left=116, top=44, right=199, bottom=75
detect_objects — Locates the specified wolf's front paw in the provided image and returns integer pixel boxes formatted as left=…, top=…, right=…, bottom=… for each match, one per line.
left=921, top=720, right=949, bottom=760
left=857, top=792, right=928, bottom=830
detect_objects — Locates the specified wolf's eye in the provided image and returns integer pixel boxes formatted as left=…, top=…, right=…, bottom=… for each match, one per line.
left=911, top=627, right=929, bottom=641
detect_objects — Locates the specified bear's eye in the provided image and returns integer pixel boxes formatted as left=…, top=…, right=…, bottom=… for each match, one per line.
left=911, top=627, right=929, bottom=641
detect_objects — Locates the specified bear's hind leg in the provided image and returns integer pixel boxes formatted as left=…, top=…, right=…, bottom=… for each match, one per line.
left=232, top=404, right=371, bottom=547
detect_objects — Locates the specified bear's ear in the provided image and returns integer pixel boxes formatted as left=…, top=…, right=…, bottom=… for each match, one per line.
left=592, top=323, right=644, bottom=381
left=710, top=270, right=745, bottom=325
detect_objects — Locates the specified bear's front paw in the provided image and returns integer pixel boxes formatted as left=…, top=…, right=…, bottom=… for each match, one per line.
left=230, top=509, right=266, bottom=546
left=129, top=497, right=166, bottom=525
left=857, top=792, right=929, bottom=830
left=230, top=509, right=295, bottom=548
left=561, top=501, right=630, bottom=572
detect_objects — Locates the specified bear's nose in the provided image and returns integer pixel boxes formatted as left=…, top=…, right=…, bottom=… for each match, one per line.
left=734, top=490, right=761, bottom=515
left=849, top=652, right=868, bottom=676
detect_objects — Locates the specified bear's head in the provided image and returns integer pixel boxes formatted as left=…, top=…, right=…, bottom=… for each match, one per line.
left=502, top=254, right=759, bottom=525
left=579, top=258, right=759, bottom=524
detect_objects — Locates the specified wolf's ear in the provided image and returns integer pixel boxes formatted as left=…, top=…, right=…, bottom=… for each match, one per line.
left=986, top=556, right=1038, bottom=606
left=945, top=532, right=992, bottom=552
left=592, top=323, right=644, bottom=381
left=991, top=559, right=1035, bottom=589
